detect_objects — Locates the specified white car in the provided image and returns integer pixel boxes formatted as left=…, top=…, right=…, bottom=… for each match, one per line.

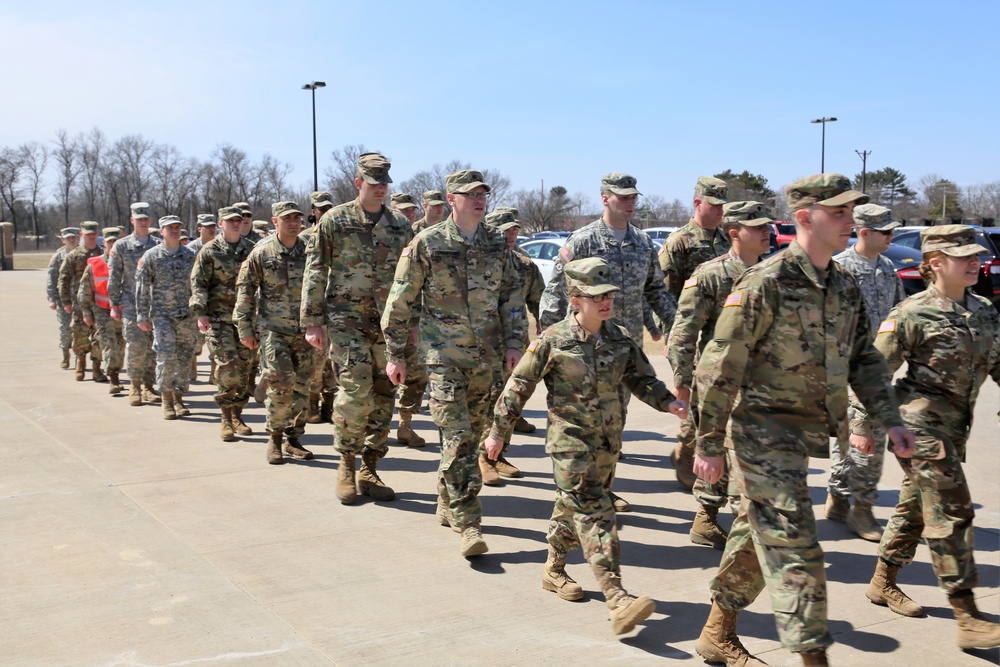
left=518, top=238, right=566, bottom=284
left=642, top=226, right=679, bottom=243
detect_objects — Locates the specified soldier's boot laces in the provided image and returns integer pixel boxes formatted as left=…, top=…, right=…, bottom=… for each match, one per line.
left=306, top=393, right=322, bottom=424
left=396, top=411, right=426, bottom=447
left=266, top=432, right=284, bottom=465
left=866, top=559, right=923, bottom=617
left=91, top=359, right=108, bottom=383
left=108, top=371, right=123, bottom=394
left=610, top=492, right=631, bottom=513
left=479, top=452, right=502, bottom=486
left=950, top=591, right=1000, bottom=650
left=189, top=356, right=198, bottom=382
left=799, top=649, right=829, bottom=666
left=220, top=407, right=237, bottom=442
left=512, top=416, right=536, bottom=434
left=231, top=407, right=253, bottom=436
left=74, top=355, right=86, bottom=381
left=436, top=495, right=460, bottom=532
left=142, top=382, right=161, bottom=404
left=129, top=380, right=143, bottom=407
left=319, top=391, right=334, bottom=423
left=847, top=501, right=883, bottom=542
left=671, top=442, right=697, bottom=490
left=460, top=522, right=488, bottom=558
left=695, top=599, right=769, bottom=666
left=61, top=349, right=71, bottom=369
left=542, top=548, right=584, bottom=601
left=358, top=449, right=395, bottom=501
left=161, top=390, right=176, bottom=420
left=284, top=436, right=313, bottom=460
left=494, top=455, right=522, bottom=478
left=690, top=505, right=729, bottom=550
left=336, top=453, right=358, bottom=505
left=824, top=493, right=850, bottom=523
left=605, top=581, right=655, bottom=635
left=173, top=392, right=190, bottom=418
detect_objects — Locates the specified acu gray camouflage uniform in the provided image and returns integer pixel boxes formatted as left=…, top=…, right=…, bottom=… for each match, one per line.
left=47, top=246, right=73, bottom=351
left=108, top=230, right=159, bottom=384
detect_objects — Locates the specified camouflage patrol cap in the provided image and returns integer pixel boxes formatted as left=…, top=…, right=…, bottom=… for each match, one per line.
left=80, top=221, right=100, bottom=234
left=694, top=176, right=729, bottom=205
left=358, top=152, right=393, bottom=185
left=158, top=215, right=183, bottom=227
left=852, top=203, right=901, bottom=231
left=130, top=202, right=151, bottom=220
left=423, top=190, right=446, bottom=205
left=390, top=192, right=418, bottom=209
left=60, top=227, right=80, bottom=238
left=446, top=169, right=491, bottom=194
left=218, top=206, right=243, bottom=222
left=497, top=221, right=522, bottom=232
left=180, top=231, right=190, bottom=241
left=196, top=214, right=217, bottom=227
left=271, top=201, right=303, bottom=218
left=252, top=220, right=270, bottom=231
left=785, top=173, right=869, bottom=212
left=722, top=201, right=773, bottom=227
left=601, top=173, right=641, bottom=196
left=484, top=209, right=518, bottom=227
left=920, top=224, right=991, bottom=257
left=310, top=191, right=335, bottom=210
left=233, top=201, right=252, bottom=214
left=101, top=226, right=121, bottom=240
left=565, top=257, right=621, bottom=297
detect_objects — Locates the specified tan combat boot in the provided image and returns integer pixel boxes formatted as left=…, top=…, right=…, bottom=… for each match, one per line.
left=824, top=493, right=850, bottom=522
left=74, top=355, right=86, bottom=381
left=306, top=393, right=321, bottom=424
left=950, top=592, right=1000, bottom=649
left=108, top=371, right=123, bottom=394
left=358, top=449, right=395, bottom=501
left=671, top=443, right=697, bottom=490
left=208, top=357, right=217, bottom=384
left=142, top=382, right=161, bottom=404
left=336, top=453, right=358, bottom=504
left=220, top=407, right=236, bottom=441
left=319, top=391, right=334, bottom=423
left=513, top=416, right=536, bottom=434
left=267, top=432, right=284, bottom=465
left=866, top=559, right=923, bottom=616
left=91, top=359, right=107, bottom=382
left=189, top=356, right=198, bottom=382
left=284, top=436, right=313, bottom=460
left=161, top=390, right=176, bottom=420
left=479, top=452, right=502, bottom=486
left=173, top=392, right=190, bottom=417
left=61, top=349, right=71, bottom=369
left=494, top=455, right=521, bottom=478
left=690, top=505, right=729, bottom=550
left=847, top=501, right=883, bottom=541
left=129, top=380, right=143, bottom=406
left=800, top=650, right=829, bottom=666
left=541, top=547, right=584, bottom=601
left=231, top=407, right=252, bottom=436
left=436, top=495, right=460, bottom=533
left=460, top=522, right=488, bottom=558
left=603, top=576, right=655, bottom=635
left=695, top=599, right=769, bottom=666
left=396, top=411, right=426, bottom=447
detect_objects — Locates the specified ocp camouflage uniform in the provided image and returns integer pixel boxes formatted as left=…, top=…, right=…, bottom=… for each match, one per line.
left=382, top=217, right=526, bottom=528
left=108, top=231, right=158, bottom=385
left=78, top=249, right=125, bottom=375
left=47, top=246, right=72, bottom=351
left=695, top=239, right=903, bottom=653
left=300, top=198, right=413, bottom=454
left=659, top=218, right=731, bottom=300
left=235, top=234, right=314, bottom=437
left=59, top=243, right=104, bottom=361
left=299, top=226, right=338, bottom=412
left=190, top=234, right=256, bottom=408
left=135, top=244, right=198, bottom=393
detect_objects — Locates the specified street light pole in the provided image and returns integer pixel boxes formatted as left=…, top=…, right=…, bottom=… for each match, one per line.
left=302, top=81, right=326, bottom=192
left=855, top=149, right=872, bottom=193
left=811, top=117, right=838, bottom=172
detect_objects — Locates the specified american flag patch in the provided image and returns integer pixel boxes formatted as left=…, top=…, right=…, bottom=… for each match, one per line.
left=401, top=247, right=411, bottom=257
left=878, top=319, right=897, bottom=334
left=559, top=247, right=574, bottom=263
left=527, top=340, right=540, bottom=353
left=683, top=276, right=698, bottom=289
left=723, top=291, right=744, bottom=308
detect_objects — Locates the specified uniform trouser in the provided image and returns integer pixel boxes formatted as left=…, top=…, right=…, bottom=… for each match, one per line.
left=330, top=330, right=394, bottom=455
left=123, top=316, right=156, bottom=384
left=828, top=407, right=886, bottom=505
left=205, top=322, right=253, bottom=408
left=397, top=334, right=428, bottom=414
left=693, top=449, right=739, bottom=508
left=306, top=344, right=337, bottom=394
left=261, top=331, right=315, bottom=437
left=55, top=306, right=71, bottom=350
left=151, top=315, right=198, bottom=393
left=428, top=364, right=492, bottom=529
left=879, top=434, right=976, bottom=595
left=710, top=447, right=830, bottom=654
left=478, top=363, right=509, bottom=453
left=92, top=308, right=124, bottom=372
left=548, top=444, right=620, bottom=580
left=70, top=310, right=101, bottom=360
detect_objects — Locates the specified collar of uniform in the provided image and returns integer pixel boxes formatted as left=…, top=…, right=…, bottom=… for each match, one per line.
left=925, top=282, right=979, bottom=314
left=567, top=313, right=598, bottom=344
left=352, top=197, right=387, bottom=226
left=786, top=239, right=836, bottom=291
left=441, top=217, right=489, bottom=245
left=723, top=250, right=748, bottom=272
left=598, top=219, right=637, bottom=245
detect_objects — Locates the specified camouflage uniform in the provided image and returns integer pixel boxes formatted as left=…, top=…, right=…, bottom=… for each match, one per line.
left=658, top=176, right=731, bottom=300
left=47, top=244, right=73, bottom=351
left=190, top=232, right=256, bottom=408
left=188, top=215, right=217, bottom=373
left=78, top=245, right=125, bottom=376
left=382, top=214, right=526, bottom=529
left=298, top=224, right=338, bottom=410
left=135, top=241, right=198, bottom=394
left=108, top=222, right=158, bottom=385
left=58, top=234, right=104, bottom=362
left=236, top=232, right=314, bottom=437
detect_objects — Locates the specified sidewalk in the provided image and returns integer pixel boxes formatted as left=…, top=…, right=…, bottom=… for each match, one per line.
left=1, top=267, right=997, bottom=666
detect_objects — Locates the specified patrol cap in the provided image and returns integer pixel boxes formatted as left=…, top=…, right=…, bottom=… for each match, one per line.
left=853, top=203, right=901, bottom=231
left=601, top=173, right=641, bottom=196
left=180, top=231, right=190, bottom=241
left=102, top=226, right=121, bottom=240
left=722, top=201, right=773, bottom=227
left=484, top=209, right=518, bottom=227
left=80, top=221, right=100, bottom=234
left=158, top=215, right=183, bottom=228
left=390, top=192, right=418, bottom=209
left=920, top=224, right=991, bottom=257
left=233, top=201, right=252, bottom=214
left=694, top=176, right=729, bottom=205
left=423, top=189, right=446, bottom=206
left=310, top=191, right=335, bottom=210
left=218, top=206, right=243, bottom=222
left=785, top=173, right=870, bottom=212
left=130, top=202, right=151, bottom=220
left=358, top=152, right=393, bottom=185
left=60, top=227, right=80, bottom=238
left=252, top=220, right=270, bottom=231
left=495, top=206, right=519, bottom=217
left=497, top=221, right=522, bottom=232
left=446, top=169, right=491, bottom=194
left=565, top=258, right=620, bottom=297
left=271, top=201, right=303, bottom=218
left=196, top=214, right=217, bottom=227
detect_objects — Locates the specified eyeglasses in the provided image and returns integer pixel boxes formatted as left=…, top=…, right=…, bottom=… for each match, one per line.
left=457, top=192, right=490, bottom=201
left=873, top=229, right=894, bottom=236
left=242, top=213, right=253, bottom=218
left=580, top=292, right=615, bottom=303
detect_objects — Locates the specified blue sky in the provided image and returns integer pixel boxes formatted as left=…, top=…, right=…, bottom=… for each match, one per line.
left=3, top=0, right=998, bottom=208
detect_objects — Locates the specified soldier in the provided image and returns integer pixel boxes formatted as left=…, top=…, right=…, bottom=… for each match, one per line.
left=47, top=227, right=79, bottom=369
left=382, top=169, right=527, bottom=558
left=188, top=214, right=218, bottom=383
left=826, top=203, right=906, bottom=542
left=302, top=153, right=413, bottom=502
left=252, top=220, right=271, bottom=238
left=539, top=172, right=676, bottom=512
left=79, top=227, right=126, bottom=395
left=691, top=174, right=915, bottom=667
left=235, top=202, right=264, bottom=244
left=857, top=225, right=1000, bottom=650
left=300, top=191, right=338, bottom=425
left=109, top=202, right=160, bottom=406
left=659, top=175, right=730, bottom=490
left=190, top=206, right=256, bottom=441
left=411, top=189, right=447, bottom=233
left=485, top=258, right=686, bottom=634
left=667, top=201, right=773, bottom=550
left=135, top=216, right=198, bottom=420
left=58, top=220, right=105, bottom=382
left=235, top=201, right=315, bottom=464
left=390, top=192, right=419, bottom=224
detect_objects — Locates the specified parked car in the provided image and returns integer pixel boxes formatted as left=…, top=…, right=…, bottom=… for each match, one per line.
left=843, top=239, right=925, bottom=296
left=890, top=226, right=1000, bottom=308
left=771, top=222, right=796, bottom=248
left=531, top=231, right=571, bottom=240
left=519, top=238, right=566, bottom=284
left=642, top=226, right=679, bottom=244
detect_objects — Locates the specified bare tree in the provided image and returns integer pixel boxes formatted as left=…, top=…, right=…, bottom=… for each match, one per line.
left=20, top=142, right=50, bottom=248
left=149, top=144, right=196, bottom=217
left=636, top=195, right=691, bottom=227
left=963, top=181, right=1000, bottom=220
left=79, top=128, right=107, bottom=220
left=323, top=144, right=369, bottom=205
left=52, top=129, right=82, bottom=227
left=0, top=147, right=23, bottom=240
left=512, top=185, right=580, bottom=233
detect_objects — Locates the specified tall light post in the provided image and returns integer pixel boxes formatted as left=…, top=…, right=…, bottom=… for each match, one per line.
left=810, top=117, right=837, bottom=172
left=302, top=81, right=326, bottom=192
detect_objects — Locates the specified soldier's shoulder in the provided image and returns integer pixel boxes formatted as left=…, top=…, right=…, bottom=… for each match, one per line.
left=386, top=209, right=412, bottom=229
left=606, top=319, right=633, bottom=341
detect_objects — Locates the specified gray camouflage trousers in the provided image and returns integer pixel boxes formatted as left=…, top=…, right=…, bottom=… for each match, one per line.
left=151, top=315, right=198, bottom=394
left=123, top=317, right=156, bottom=384
left=829, top=407, right=886, bottom=505
left=92, top=308, right=125, bottom=372
left=261, top=331, right=315, bottom=437
left=55, top=306, right=71, bottom=350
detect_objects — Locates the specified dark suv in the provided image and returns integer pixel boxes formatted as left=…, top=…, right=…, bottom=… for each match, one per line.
left=891, top=226, right=1000, bottom=309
